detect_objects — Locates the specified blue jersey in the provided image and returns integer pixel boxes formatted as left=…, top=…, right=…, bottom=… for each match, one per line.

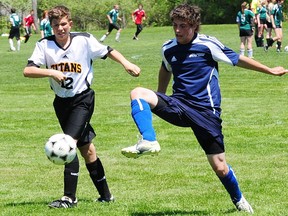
left=161, top=33, right=239, bottom=113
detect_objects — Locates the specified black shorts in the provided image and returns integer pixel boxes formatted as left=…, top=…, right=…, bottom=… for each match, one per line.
left=8, top=26, right=20, bottom=40
left=152, top=93, right=225, bottom=155
left=259, top=18, right=266, bottom=25
left=108, top=23, right=120, bottom=32
left=267, top=21, right=272, bottom=28
left=239, top=29, right=253, bottom=37
left=53, top=88, right=96, bottom=147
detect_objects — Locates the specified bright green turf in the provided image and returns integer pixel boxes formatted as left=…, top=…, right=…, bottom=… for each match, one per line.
left=0, top=25, right=287, bottom=215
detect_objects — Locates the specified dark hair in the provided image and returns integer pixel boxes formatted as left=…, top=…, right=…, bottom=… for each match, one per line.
left=11, top=8, right=16, bottom=13
left=48, top=5, right=71, bottom=23
left=170, top=4, right=201, bottom=32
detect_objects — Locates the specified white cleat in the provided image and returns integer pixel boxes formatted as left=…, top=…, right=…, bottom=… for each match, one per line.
left=235, top=196, right=254, bottom=214
left=121, top=137, right=161, bottom=159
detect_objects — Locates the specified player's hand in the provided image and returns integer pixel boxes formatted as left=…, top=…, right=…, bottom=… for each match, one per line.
left=50, top=70, right=67, bottom=84
left=125, top=63, right=141, bottom=77
left=269, top=67, right=288, bottom=76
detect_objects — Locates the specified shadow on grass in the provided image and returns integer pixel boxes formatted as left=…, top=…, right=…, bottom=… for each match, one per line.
left=4, top=201, right=48, bottom=207
left=131, top=210, right=209, bottom=216
left=131, top=208, right=237, bottom=215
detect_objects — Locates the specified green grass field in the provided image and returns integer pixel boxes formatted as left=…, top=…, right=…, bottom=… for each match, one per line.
left=0, top=24, right=287, bottom=215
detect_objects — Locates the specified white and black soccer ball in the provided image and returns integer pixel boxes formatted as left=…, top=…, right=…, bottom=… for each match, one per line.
left=45, top=134, right=77, bottom=165
left=284, top=46, right=288, bottom=52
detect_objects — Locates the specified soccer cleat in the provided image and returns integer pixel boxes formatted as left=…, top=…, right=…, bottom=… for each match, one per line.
left=235, top=196, right=254, bottom=214
left=121, top=137, right=161, bottom=159
left=133, top=36, right=138, bottom=40
left=277, top=48, right=280, bottom=53
left=48, top=196, right=77, bottom=208
left=264, top=45, right=268, bottom=52
left=96, top=195, right=115, bottom=203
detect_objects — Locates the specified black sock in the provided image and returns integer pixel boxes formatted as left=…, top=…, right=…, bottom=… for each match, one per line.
left=63, top=154, right=79, bottom=201
left=86, top=158, right=111, bottom=199
left=268, top=38, right=274, bottom=47
left=277, top=41, right=281, bottom=50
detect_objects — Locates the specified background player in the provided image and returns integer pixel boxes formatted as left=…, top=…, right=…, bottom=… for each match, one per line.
left=121, top=3, right=288, bottom=213
left=132, top=4, right=146, bottom=40
left=267, top=0, right=284, bottom=52
left=100, top=4, right=122, bottom=42
left=8, top=8, right=21, bottom=51
left=23, top=9, right=36, bottom=43
left=40, top=10, right=53, bottom=38
left=236, top=2, right=255, bottom=58
left=23, top=5, right=140, bottom=208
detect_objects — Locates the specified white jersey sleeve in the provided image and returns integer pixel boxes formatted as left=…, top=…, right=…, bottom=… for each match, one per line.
left=28, top=32, right=109, bottom=98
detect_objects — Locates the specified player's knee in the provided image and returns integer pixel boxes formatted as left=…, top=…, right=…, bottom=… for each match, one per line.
left=130, top=87, right=146, bottom=99
left=79, top=143, right=97, bottom=162
left=213, top=165, right=229, bottom=177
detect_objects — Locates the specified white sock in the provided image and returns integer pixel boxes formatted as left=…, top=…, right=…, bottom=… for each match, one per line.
left=9, top=39, right=15, bottom=50
left=17, top=40, right=21, bottom=51
left=247, top=49, right=253, bottom=58
left=100, top=35, right=106, bottom=42
left=115, top=32, right=120, bottom=41
left=240, top=48, right=245, bottom=56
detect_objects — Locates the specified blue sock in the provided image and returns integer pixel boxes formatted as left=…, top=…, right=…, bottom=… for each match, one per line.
left=218, top=166, right=242, bottom=204
left=131, top=98, right=156, bottom=141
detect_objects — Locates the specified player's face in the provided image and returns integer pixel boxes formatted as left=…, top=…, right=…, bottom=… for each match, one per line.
left=51, top=16, right=72, bottom=43
left=172, top=18, right=195, bottom=44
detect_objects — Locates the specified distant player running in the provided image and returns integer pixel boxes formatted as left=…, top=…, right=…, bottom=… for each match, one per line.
left=23, top=10, right=36, bottom=43
left=100, top=4, right=122, bottom=42
left=8, top=8, right=21, bottom=51
left=121, top=3, right=288, bottom=213
left=132, top=4, right=146, bottom=40
left=24, top=5, right=140, bottom=208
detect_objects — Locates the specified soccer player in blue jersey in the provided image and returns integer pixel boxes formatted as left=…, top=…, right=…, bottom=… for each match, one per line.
left=121, top=4, right=288, bottom=213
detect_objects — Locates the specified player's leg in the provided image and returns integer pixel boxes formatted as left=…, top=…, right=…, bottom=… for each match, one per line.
left=48, top=96, right=80, bottom=208
left=190, top=109, right=253, bottom=213
left=71, top=89, right=113, bottom=202
left=207, top=153, right=253, bottom=213
left=78, top=143, right=113, bottom=202
left=8, top=28, right=16, bottom=51
left=133, top=24, right=142, bottom=40
left=247, top=30, right=253, bottom=58
left=114, top=24, right=121, bottom=42
left=275, top=27, right=282, bottom=52
left=121, top=87, right=160, bottom=158
left=24, top=27, right=31, bottom=43
left=100, top=24, right=113, bottom=42
left=16, top=28, right=21, bottom=51
left=240, top=36, right=245, bottom=56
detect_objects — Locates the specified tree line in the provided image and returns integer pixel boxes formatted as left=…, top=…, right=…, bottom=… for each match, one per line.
left=1, top=0, right=287, bottom=32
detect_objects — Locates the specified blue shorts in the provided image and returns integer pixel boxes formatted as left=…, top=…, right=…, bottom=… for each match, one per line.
left=152, top=93, right=225, bottom=154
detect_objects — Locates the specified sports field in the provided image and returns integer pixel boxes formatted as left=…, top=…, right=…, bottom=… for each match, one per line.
left=0, top=25, right=287, bottom=215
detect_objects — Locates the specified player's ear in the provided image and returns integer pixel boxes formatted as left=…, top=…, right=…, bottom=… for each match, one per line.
left=69, top=20, right=73, bottom=28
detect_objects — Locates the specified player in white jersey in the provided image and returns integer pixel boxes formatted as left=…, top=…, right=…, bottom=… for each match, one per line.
left=23, top=5, right=140, bottom=208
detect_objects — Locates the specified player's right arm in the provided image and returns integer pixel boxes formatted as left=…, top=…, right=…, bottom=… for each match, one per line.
left=157, top=65, right=171, bottom=94
left=23, top=66, right=66, bottom=83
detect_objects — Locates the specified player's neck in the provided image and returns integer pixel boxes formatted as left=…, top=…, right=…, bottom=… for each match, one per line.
left=56, top=36, right=70, bottom=49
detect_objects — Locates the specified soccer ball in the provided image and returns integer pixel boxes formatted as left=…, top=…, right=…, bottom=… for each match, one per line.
left=45, top=134, right=77, bottom=165
left=284, top=46, right=288, bottom=52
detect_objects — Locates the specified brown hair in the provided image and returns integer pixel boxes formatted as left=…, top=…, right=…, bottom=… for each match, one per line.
left=48, top=5, right=71, bottom=23
left=170, top=4, right=201, bottom=32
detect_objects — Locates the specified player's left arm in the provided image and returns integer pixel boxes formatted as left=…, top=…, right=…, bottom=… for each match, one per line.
left=107, top=49, right=140, bottom=77
left=236, top=55, right=288, bottom=76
